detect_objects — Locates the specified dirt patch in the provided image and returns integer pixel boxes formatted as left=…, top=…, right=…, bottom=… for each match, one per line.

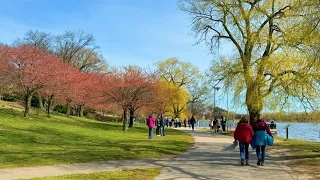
left=269, top=148, right=320, bottom=180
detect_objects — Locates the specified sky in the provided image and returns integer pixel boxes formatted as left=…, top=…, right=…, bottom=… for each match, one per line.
left=0, top=0, right=229, bottom=71
left=0, top=0, right=240, bottom=112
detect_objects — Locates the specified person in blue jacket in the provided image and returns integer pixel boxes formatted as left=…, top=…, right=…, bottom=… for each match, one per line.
left=251, top=116, right=273, bottom=166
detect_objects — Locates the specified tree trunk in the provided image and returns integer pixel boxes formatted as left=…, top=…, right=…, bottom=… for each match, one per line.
left=246, top=85, right=264, bottom=124
left=65, top=99, right=71, bottom=116
left=173, top=104, right=180, bottom=118
left=47, top=99, right=52, bottom=118
left=46, top=95, right=54, bottom=118
left=79, top=105, right=84, bottom=117
left=75, top=105, right=81, bottom=117
left=37, top=94, right=44, bottom=109
left=129, top=106, right=134, bottom=128
left=24, top=93, right=33, bottom=117
left=122, top=108, right=127, bottom=131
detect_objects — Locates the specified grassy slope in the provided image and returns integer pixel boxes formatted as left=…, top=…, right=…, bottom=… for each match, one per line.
left=22, top=168, right=162, bottom=180
left=270, top=137, right=320, bottom=178
left=0, top=106, right=193, bottom=168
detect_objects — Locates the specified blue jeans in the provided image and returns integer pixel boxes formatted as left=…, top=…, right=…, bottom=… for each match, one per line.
left=239, top=142, right=249, bottom=159
left=160, top=126, right=165, bottom=136
left=256, top=145, right=266, bottom=162
left=148, top=128, right=153, bottom=139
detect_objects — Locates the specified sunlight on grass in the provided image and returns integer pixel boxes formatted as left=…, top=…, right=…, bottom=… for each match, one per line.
left=271, top=137, right=320, bottom=177
left=22, top=168, right=162, bottom=180
left=0, top=107, right=193, bottom=168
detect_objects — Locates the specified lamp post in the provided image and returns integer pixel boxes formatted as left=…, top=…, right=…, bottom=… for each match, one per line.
left=213, top=86, right=220, bottom=117
left=226, top=91, right=229, bottom=131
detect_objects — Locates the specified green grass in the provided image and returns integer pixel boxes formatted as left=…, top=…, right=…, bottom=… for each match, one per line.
left=0, top=107, right=193, bottom=168
left=270, top=137, right=320, bottom=178
left=22, top=168, right=162, bottom=180
left=273, top=137, right=320, bottom=164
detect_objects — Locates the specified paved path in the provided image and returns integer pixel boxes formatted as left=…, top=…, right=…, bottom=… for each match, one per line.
left=155, top=129, right=294, bottom=180
left=0, top=129, right=294, bottom=180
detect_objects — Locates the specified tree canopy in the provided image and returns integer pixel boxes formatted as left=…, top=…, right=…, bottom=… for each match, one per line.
left=181, top=0, right=320, bottom=122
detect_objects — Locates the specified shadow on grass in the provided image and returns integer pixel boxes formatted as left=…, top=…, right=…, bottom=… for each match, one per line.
left=0, top=108, right=193, bottom=168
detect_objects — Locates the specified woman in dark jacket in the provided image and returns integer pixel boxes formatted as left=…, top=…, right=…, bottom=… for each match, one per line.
left=156, top=115, right=161, bottom=136
left=189, top=116, right=196, bottom=131
left=251, top=117, right=273, bottom=166
left=234, top=117, right=254, bottom=166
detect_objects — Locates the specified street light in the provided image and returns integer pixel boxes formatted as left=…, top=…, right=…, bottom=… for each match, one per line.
left=213, top=86, right=220, bottom=117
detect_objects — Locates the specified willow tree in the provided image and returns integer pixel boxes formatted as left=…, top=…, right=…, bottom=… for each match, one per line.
left=181, top=0, right=320, bottom=122
left=156, top=58, right=200, bottom=118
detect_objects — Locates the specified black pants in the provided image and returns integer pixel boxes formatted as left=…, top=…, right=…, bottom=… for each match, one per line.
left=156, top=126, right=160, bottom=135
left=191, top=123, right=195, bottom=130
left=222, top=125, right=226, bottom=131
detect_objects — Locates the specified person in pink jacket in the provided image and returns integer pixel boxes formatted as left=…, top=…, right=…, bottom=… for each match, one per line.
left=146, top=114, right=156, bottom=139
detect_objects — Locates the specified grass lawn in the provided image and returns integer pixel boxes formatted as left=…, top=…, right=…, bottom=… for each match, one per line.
left=0, top=106, right=193, bottom=168
left=21, top=168, right=162, bottom=180
left=269, top=137, right=320, bottom=179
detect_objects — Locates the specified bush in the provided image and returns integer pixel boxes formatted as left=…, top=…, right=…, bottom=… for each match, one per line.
left=54, top=105, right=67, bottom=114
left=1, top=93, right=22, bottom=102
left=85, top=112, right=121, bottom=122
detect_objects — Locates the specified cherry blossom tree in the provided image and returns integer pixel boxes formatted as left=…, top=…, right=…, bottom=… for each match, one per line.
left=2, top=45, right=61, bottom=116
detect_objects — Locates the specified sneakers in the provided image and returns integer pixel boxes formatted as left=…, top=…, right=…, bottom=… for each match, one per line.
left=245, top=159, right=249, bottom=165
left=241, top=158, right=244, bottom=166
left=257, top=158, right=261, bottom=166
left=260, top=162, right=265, bottom=166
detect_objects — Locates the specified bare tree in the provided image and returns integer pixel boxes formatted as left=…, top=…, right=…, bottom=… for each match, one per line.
left=14, top=30, right=53, bottom=52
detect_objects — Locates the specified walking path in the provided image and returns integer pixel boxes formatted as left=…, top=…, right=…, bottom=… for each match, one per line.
left=0, top=129, right=294, bottom=180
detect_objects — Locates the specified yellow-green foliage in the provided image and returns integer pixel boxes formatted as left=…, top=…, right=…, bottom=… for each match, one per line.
left=182, top=0, right=320, bottom=116
left=156, top=58, right=200, bottom=118
left=159, top=81, right=190, bottom=119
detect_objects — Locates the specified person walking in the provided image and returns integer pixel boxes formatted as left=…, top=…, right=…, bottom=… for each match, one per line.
left=221, top=116, right=226, bottom=132
left=156, top=115, right=161, bottom=136
left=189, top=115, right=196, bottom=131
left=159, top=114, right=165, bottom=136
left=234, top=117, right=254, bottom=166
left=146, top=115, right=156, bottom=139
left=213, top=118, right=218, bottom=133
left=251, top=116, right=273, bottom=166
left=165, top=117, right=169, bottom=127
left=209, top=119, right=213, bottom=130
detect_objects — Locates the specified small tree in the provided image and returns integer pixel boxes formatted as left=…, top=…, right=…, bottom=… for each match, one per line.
left=101, top=66, right=156, bottom=130
left=156, top=58, right=200, bottom=118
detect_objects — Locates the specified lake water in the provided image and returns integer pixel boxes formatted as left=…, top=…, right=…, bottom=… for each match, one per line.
left=276, top=122, right=320, bottom=142
left=196, top=121, right=320, bottom=142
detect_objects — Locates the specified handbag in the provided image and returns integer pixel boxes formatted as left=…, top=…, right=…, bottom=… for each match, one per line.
left=266, top=134, right=274, bottom=146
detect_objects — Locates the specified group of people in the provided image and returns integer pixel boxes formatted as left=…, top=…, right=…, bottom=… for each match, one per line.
left=145, top=115, right=197, bottom=139
left=234, top=116, right=273, bottom=166
left=209, top=116, right=227, bottom=132
left=168, top=117, right=196, bottom=129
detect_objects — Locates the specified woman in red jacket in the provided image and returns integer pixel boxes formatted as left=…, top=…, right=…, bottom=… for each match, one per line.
left=234, top=117, right=254, bottom=166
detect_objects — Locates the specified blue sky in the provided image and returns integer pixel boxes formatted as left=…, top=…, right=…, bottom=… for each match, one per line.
left=0, top=0, right=227, bottom=71
left=0, top=0, right=241, bottom=112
